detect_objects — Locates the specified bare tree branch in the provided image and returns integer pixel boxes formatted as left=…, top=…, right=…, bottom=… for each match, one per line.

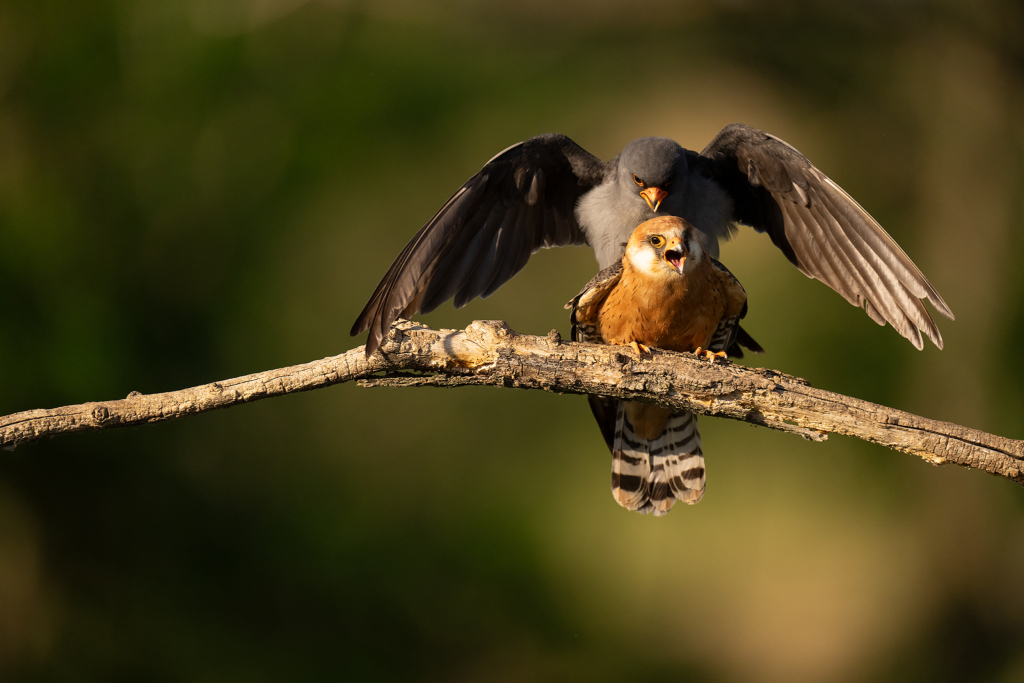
left=2, top=319, right=1022, bottom=486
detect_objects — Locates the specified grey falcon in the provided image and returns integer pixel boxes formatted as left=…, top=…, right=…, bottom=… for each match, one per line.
left=351, top=123, right=953, bottom=355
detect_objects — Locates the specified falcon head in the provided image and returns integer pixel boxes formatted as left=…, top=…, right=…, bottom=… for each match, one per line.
left=618, top=137, right=685, bottom=212
left=625, top=216, right=705, bottom=278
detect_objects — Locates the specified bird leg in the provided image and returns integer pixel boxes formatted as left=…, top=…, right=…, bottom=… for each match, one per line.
left=693, top=347, right=728, bottom=362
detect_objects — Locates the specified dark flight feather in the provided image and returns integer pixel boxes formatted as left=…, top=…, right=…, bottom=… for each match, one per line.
left=352, top=134, right=607, bottom=355
left=353, top=124, right=951, bottom=357
left=697, top=123, right=953, bottom=349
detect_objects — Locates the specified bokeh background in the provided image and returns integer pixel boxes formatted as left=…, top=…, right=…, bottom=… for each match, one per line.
left=2, top=0, right=1024, bottom=680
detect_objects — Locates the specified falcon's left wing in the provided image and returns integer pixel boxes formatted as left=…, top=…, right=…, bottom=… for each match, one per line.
left=697, top=124, right=953, bottom=350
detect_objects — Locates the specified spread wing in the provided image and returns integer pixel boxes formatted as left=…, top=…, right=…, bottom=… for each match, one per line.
left=697, top=123, right=954, bottom=350
left=352, top=134, right=611, bottom=356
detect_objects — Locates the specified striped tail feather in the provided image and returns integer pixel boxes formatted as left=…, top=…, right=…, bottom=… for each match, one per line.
left=611, top=402, right=705, bottom=516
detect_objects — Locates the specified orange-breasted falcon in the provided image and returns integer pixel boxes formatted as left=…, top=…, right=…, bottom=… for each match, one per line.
left=567, top=216, right=749, bottom=515
left=351, top=123, right=953, bottom=356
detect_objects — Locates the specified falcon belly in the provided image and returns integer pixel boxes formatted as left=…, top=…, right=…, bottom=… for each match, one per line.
left=567, top=216, right=750, bottom=515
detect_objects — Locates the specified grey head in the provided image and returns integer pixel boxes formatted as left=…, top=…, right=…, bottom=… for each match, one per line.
left=578, top=136, right=693, bottom=268
left=611, top=136, right=733, bottom=261
left=615, top=137, right=687, bottom=209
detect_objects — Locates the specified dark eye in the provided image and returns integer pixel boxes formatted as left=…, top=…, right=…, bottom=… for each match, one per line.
left=650, top=235, right=665, bottom=248
left=633, top=174, right=644, bottom=187
left=664, top=178, right=672, bottom=187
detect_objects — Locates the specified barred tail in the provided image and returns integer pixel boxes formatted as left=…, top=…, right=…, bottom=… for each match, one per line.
left=610, top=402, right=705, bottom=516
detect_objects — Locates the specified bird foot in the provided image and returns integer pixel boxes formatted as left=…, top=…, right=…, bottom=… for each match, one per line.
left=610, top=340, right=651, bottom=356
left=629, top=341, right=652, bottom=356
left=693, top=347, right=728, bottom=362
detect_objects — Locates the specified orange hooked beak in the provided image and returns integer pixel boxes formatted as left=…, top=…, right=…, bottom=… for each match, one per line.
left=640, top=186, right=668, bottom=212
left=664, top=236, right=685, bottom=273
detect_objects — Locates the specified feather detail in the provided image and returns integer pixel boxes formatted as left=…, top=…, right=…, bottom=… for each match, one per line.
left=611, top=402, right=705, bottom=516
left=568, top=216, right=744, bottom=515
left=611, top=401, right=651, bottom=511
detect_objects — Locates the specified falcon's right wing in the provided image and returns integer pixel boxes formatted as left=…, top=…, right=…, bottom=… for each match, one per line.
left=352, top=134, right=610, bottom=356
left=565, top=259, right=624, bottom=345
left=565, top=259, right=624, bottom=452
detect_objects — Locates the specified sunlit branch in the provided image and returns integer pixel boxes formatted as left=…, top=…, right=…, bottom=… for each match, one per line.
left=2, top=319, right=1022, bottom=487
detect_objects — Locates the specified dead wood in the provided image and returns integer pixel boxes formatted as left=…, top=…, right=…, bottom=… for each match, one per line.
left=2, top=319, right=1021, bottom=486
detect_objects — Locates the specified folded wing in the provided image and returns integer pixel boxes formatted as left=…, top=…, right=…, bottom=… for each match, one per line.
left=566, top=260, right=625, bottom=450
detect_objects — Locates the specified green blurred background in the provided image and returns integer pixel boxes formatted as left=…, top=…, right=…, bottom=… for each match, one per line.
left=2, top=0, right=1024, bottom=680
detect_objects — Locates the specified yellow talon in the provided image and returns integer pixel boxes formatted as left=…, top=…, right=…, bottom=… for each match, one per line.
left=693, top=347, right=728, bottom=362
left=629, top=340, right=651, bottom=356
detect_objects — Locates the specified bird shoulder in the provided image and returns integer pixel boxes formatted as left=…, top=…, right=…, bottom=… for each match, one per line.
left=567, top=260, right=624, bottom=343
left=708, top=257, right=748, bottom=318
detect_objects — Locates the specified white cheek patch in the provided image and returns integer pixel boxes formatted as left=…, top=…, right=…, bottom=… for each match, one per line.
left=626, top=245, right=661, bottom=277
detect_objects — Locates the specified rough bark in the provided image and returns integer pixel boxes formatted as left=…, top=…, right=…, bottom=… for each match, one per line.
left=2, top=319, right=1022, bottom=486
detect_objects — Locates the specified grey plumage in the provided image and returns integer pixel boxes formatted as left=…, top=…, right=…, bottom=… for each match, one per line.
left=352, top=124, right=953, bottom=355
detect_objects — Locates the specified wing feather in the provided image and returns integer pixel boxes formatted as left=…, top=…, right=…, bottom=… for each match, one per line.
left=483, top=202, right=532, bottom=300
left=565, top=260, right=624, bottom=454
left=454, top=205, right=520, bottom=308
left=814, top=184, right=941, bottom=347
left=699, top=123, right=953, bottom=349
left=420, top=202, right=504, bottom=313
left=807, top=190, right=930, bottom=347
left=352, top=134, right=609, bottom=355
left=565, top=260, right=624, bottom=340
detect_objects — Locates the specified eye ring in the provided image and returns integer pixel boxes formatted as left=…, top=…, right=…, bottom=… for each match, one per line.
left=650, top=235, right=665, bottom=248
left=633, top=174, right=644, bottom=187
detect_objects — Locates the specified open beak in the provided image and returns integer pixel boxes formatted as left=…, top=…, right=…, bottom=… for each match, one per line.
left=664, top=237, right=685, bottom=273
left=640, top=186, right=668, bottom=212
